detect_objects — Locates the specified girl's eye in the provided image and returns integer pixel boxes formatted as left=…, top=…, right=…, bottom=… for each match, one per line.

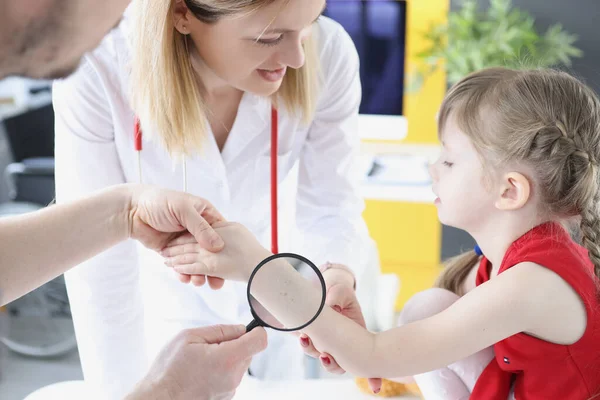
left=256, top=35, right=284, bottom=47
left=442, top=161, right=454, bottom=168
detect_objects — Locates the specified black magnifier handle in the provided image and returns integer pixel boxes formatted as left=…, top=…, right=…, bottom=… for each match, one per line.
left=246, top=319, right=261, bottom=332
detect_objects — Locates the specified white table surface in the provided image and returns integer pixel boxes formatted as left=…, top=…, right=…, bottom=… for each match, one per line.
left=24, top=378, right=421, bottom=400
left=234, top=377, right=421, bottom=399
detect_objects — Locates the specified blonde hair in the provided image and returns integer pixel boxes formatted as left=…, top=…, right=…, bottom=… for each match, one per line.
left=129, top=0, right=320, bottom=155
left=435, top=67, right=600, bottom=294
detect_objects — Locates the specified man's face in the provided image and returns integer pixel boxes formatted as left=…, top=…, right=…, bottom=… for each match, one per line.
left=0, top=0, right=131, bottom=80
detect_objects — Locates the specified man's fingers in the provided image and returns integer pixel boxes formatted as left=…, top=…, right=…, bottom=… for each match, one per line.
left=177, top=204, right=224, bottom=252
left=220, top=327, right=268, bottom=362
left=188, top=324, right=246, bottom=344
left=194, top=199, right=226, bottom=226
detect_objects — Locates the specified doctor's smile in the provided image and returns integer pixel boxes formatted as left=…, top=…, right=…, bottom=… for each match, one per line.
left=257, top=66, right=287, bottom=82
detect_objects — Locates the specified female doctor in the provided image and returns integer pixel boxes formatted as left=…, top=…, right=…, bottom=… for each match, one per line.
left=52, top=0, right=373, bottom=397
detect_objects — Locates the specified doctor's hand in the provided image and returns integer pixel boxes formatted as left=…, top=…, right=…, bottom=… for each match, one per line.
left=299, top=276, right=383, bottom=394
left=127, top=324, right=267, bottom=400
left=128, top=184, right=227, bottom=288
left=162, top=222, right=270, bottom=282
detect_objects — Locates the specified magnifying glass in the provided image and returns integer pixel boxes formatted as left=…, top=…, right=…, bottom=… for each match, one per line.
left=245, top=253, right=326, bottom=332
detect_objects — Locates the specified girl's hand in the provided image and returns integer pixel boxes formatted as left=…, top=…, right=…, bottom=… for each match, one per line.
left=299, top=281, right=383, bottom=394
left=160, top=233, right=225, bottom=288
left=162, top=222, right=271, bottom=283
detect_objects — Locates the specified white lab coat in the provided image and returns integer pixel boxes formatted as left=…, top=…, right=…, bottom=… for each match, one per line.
left=53, top=15, right=372, bottom=400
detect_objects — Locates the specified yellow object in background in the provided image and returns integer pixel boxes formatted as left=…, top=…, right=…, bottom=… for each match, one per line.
left=403, top=0, right=449, bottom=144
left=360, top=0, right=449, bottom=310
left=364, top=200, right=442, bottom=310
left=355, top=377, right=422, bottom=398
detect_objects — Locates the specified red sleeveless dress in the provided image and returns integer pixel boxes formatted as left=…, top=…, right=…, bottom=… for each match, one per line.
left=470, top=222, right=600, bottom=399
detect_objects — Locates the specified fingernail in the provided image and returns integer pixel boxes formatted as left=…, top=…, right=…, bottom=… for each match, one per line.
left=300, top=337, right=310, bottom=347
left=332, top=305, right=342, bottom=313
left=211, top=237, right=224, bottom=248
left=164, top=259, right=172, bottom=267
left=320, top=355, right=331, bottom=366
left=374, top=388, right=380, bottom=394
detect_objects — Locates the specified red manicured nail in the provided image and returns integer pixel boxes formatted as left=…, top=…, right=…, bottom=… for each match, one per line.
left=320, top=355, right=331, bottom=366
left=300, top=337, right=310, bottom=347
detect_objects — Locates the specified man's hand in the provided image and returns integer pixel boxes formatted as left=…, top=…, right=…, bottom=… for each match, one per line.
left=128, top=325, right=268, bottom=400
left=127, top=185, right=227, bottom=288
left=300, top=269, right=382, bottom=394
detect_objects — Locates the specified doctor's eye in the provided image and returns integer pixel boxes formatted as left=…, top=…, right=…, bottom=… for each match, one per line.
left=256, top=35, right=284, bottom=47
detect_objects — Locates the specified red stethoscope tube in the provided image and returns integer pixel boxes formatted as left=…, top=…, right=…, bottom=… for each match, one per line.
left=134, top=107, right=279, bottom=254
left=270, top=107, right=278, bottom=254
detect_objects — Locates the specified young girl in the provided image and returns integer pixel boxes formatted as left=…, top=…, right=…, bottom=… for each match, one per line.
left=162, top=67, right=600, bottom=399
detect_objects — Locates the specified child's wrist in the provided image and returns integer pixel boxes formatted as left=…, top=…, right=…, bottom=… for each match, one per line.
left=247, top=248, right=273, bottom=281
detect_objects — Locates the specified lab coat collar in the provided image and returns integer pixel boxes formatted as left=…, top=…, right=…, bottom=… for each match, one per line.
left=220, top=92, right=272, bottom=166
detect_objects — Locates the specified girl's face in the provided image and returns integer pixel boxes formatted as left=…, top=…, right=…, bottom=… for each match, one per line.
left=429, top=116, right=499, bottom=231
left=177, top=0, right=326, bottom=96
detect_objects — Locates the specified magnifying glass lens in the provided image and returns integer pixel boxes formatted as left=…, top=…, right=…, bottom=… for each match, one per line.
left=246, top=254, right=325, bottom=332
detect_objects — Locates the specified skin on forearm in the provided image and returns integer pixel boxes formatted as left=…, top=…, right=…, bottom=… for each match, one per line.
left=250, top=259, right=470, bottom=379
left=0, top=184, right=132, bottom=306
left=250, top=260, right=382, bottom=376
left=250, top=255, right=534, bottom=379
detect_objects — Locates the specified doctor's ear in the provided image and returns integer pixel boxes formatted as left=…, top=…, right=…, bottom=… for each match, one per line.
left=173, top=0, right=193, bottom=35
left=495, top=172, right=531, bottom=211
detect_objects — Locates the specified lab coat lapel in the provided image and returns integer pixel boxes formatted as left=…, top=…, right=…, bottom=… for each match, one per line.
left=221, top=92, right=270, bottom=166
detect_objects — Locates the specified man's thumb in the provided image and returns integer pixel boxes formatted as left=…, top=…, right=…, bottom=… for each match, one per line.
left=188, top=324, right=246, bottom=344
left=220, top=327, right=268, bottom=361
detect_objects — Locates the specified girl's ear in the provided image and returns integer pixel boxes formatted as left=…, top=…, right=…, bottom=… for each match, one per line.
left=495, top=172, right=531, bottom=211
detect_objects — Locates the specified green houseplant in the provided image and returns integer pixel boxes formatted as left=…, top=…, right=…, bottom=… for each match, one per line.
left=412, top=0, right=583, bottom=89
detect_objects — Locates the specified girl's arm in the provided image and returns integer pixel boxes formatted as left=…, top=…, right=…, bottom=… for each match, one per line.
left=165, top=223, right=571, bottom=379
left=251, top=257, right=537, bottom=378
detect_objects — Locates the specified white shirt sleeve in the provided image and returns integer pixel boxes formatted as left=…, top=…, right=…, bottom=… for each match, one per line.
left=294, top=24, right=373, bottom=278
left=53, top=57, right=147, bottom=399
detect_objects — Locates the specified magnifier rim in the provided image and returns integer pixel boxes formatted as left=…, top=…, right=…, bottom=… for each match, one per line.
left=247, top=252, right=326, bottom=332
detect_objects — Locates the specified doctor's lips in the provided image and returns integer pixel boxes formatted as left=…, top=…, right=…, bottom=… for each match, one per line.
left=257, top=67, right=287, bottom=82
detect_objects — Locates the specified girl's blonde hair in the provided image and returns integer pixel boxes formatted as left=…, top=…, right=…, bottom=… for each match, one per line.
left=129, top=0, right=320, bottom=155
left=435, top=67, right=600, bottom=295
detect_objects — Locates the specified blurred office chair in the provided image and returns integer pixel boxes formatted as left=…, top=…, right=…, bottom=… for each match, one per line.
left=3, top=102, right=55, bottom=206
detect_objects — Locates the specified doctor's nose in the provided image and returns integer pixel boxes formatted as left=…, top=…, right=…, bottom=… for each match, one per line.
left=279, top=38, right=305, bottom=69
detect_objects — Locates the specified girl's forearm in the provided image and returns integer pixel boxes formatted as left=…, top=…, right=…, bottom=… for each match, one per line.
left=250, top=260, right=386, bottom=377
